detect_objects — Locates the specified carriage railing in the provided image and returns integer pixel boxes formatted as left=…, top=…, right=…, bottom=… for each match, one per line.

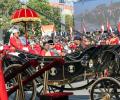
left=6, top=58, right=64, bottom=95
left=4, top=59, right=39, bottom=82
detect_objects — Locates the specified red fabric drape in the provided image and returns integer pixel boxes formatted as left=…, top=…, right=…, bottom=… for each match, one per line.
left=0, top=59, right=8, bottom=100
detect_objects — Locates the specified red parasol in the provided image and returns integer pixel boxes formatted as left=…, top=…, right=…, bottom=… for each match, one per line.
left=11, top=8, right=40, bottom=23
left=11, top=7, right=40, bottom=32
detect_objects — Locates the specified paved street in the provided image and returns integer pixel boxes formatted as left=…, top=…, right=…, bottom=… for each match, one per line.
left=69, top=95, right=90, bottom=100
left=9, top=81, right=91, bottom=100
left=9, top=89, right=90, bottom=100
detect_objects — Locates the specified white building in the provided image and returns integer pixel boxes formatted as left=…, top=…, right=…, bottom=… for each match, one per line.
left=49, top=3, right=73, bottom=15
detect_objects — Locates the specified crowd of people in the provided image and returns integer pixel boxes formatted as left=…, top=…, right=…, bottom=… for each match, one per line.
left=1, top=27, right=120, bottom=57
left=4, top=28, right=86, bottom=56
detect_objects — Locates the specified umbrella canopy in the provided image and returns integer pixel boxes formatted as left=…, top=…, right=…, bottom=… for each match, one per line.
left=11, top=8, right=40, bottom=23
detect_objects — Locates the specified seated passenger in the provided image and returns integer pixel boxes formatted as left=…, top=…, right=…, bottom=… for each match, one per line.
left=9, top=29, right=23, bottom=51
left=45, top=40, right=59, bottom=56
left=41, top=42, right=49, bottom=56
left=9, top=29, right=41, bottom=55
left=19, top=31, right=29, bottom=46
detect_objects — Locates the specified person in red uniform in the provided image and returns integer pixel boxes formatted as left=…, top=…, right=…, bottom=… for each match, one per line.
left=55, top=42, right=63, bottom=55
left=41, top=42, right=49, bottom=56
left=109, top=33, right=119, bottom=45
left=9, top=29, right=24, bottom=51
left=69, top=42, right=77, bottom=52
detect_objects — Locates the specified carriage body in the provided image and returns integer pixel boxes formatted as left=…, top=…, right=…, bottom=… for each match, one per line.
left=3, top=45, right=120, bottom=84
left=2, top=45, right=120, bottom=99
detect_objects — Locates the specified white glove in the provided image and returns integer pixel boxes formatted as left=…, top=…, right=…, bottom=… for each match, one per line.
left=22, top=47, right=29, bottom=51
left=0, top=46, right=3, bottom=50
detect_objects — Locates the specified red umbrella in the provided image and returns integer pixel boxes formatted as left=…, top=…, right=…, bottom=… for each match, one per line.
left=11, top=7, right=40, bottom=32
left=11, top=8, right=40, bottom=23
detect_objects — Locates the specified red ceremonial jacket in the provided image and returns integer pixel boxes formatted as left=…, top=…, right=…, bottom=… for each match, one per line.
left=10, top=36, right=23, bottom=50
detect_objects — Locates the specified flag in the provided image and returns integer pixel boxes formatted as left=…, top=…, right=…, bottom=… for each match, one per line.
left=101, top=24, right=104, bottom=33
left=117, top=22, right=120, bottom=34
left=82, top=25, right=86, bottom=33
left=107, top=19, right=112, bottom=33
left=0, top=60, right=8, bottom=100
left=41, top=25, right=56, bottom=36
left=69, top=26, right=73, bottom=39
left=82, top=19, right=87, bottom=33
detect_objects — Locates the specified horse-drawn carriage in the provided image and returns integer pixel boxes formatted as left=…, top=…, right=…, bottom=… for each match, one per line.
left=1, top=45, right=120, bottom=100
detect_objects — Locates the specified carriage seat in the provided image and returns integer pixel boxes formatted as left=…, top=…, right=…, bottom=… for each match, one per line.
left=40, top=92, right=73, bottom=100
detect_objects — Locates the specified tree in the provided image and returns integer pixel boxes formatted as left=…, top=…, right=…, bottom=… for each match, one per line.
left=28, top=0, right=61, bottom=31
left=65, top=15, right=74, bottom=32
left=0, top=0, right=61, bottom=32
left=0, top=0, right=21, bottom=29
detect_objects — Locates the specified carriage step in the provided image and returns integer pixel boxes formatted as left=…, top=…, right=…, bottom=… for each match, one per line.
left=40, top=92, right=73, bottom=100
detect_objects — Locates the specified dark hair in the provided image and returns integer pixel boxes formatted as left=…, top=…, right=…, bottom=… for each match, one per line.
left=48, top=40, right=54, bottom=44
left=74, top=36, right=81, bottom=40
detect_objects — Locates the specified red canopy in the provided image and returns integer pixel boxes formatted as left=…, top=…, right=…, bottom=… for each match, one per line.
left=11, top=8, right=40, bottom=23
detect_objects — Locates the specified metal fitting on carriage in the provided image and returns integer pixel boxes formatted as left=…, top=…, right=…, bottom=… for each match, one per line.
left=88, top=59, right=94, bottom=68
left=80, top=54, right=89, bottom=67
left=68, top=65, right=75, bottom=73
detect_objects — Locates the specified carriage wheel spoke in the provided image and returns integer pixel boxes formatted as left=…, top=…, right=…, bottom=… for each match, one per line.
left=93, top=92, right=103, bottom=95
left=67, top=82, right=73, bottom=88
left=49, top=86, right=56, bottom=93
left=94, top=97, right=102, bottom=100
left=99, top=88, right=105, bottom=94
left=101, top=81, right=108, bottom=93
left=39, top=87, right=43, bottom=94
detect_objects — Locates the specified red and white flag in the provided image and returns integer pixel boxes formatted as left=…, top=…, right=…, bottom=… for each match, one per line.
left=69, top=26, right=73, bottom=39
left=117, top=22, right=120, bottom=34
left=82, top=25, right=86, bottom=33
left=107, top=19, right=112, bottom=33
left=82, top=19, right=87, bottom=33
left=101, top=24, right=104, bottom=33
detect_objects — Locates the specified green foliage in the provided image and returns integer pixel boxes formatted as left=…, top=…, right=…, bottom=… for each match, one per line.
left=28, top=0, right=61, bottom=31
left=65, top=15, right=74, bottom=32
left=0, top=0, right=21, bottom=29
left=0, top=0, right=61, bottom=32
left=0, top=0, right=73, bottom=34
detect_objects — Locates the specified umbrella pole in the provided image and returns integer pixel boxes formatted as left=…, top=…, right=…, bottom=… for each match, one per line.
left=24, top=22, right=29, bottom=45
left=25, top=22, right=27, bottom=33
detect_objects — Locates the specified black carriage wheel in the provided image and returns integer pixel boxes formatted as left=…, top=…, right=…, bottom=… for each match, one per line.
left=4, top=64, right=37, bottom=100
left=100, top=50, right=119, bottom=76
left=90, top=77, right=120, bottom=100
